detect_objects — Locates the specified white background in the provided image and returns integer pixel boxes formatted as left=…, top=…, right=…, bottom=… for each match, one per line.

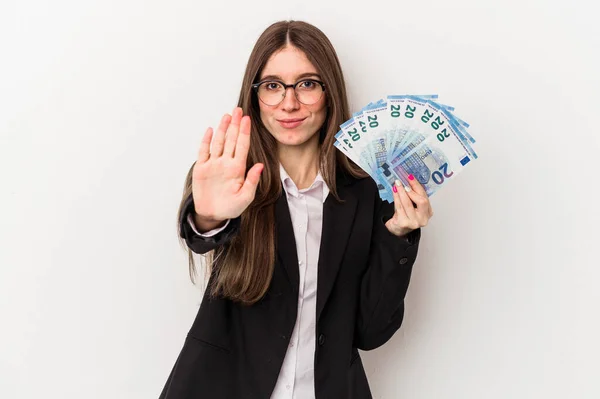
left=1, top=0, right=599, bottom=398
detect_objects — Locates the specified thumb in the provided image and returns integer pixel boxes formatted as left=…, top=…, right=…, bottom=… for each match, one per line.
left=240, top=163, right=264, bottom=199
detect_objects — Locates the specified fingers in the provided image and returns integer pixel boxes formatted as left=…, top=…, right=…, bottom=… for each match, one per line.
left=208, top=108, right=251, bottom=162
left=198, top=127, right=213, bottom=163
left=392, top=180, right=408, bottom=216
left=407, top=174, right=427, bottom=197
left=240, top=163, right=264, bottom=201
left=395, top=180, right=418, bottom=222
left=404, top=175, right=433, bottom=219
left=405, top=189, right=434, bottom=220
left=210, top=113, right=232, bottom=159
left=234, top=115, right=252, bottom=166
left=223, top=108, right=243, bottom=157
left=388, top=176, right=434, bottom=236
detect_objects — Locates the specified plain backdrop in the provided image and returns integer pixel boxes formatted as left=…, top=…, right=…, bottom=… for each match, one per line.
left=1, top=0, right=599, bottom=398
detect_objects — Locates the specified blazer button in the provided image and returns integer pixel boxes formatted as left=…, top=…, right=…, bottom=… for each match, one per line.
left=399, top=257, right=408, bottom=265
left=318, top=334, right=326, bottom=346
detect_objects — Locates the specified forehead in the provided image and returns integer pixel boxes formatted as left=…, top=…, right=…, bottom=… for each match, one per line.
left=260, top=46, right=319, bottom=80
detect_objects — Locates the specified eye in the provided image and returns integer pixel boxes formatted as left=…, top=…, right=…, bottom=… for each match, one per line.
left=298, top=80, right=317, bottom=89
left=264, top=82, right=282, bottom=91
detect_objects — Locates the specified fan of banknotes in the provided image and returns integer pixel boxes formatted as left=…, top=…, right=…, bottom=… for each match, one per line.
left=334, top=95, right=478, bottom=202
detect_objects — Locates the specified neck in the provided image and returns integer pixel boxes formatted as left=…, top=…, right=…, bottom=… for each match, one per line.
left=278, top=135, right=320, bottom=190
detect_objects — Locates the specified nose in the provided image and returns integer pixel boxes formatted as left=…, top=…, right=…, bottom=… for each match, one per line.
left=280, top=86, right=300, bottom=112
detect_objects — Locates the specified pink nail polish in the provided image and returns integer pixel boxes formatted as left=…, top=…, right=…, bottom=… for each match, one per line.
left=393, top=185, right=398, bottom=193
left=408, top=174, right=414, bottom=181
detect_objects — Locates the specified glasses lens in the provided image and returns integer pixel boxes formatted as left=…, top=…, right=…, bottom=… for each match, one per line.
left=295, top=80, right=323, bottom=105
left=258, top=81, right=284, bottom=106
left=256, top=80, right=324, bottom=105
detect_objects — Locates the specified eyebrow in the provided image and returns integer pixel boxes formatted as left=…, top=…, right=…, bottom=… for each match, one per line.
left=259, top=72, right=322, bottom=81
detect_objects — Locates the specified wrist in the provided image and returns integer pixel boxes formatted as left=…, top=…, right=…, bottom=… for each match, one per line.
left=193, top=212, right=226, bottom=233
left=385, top=220, right=413, bottom=237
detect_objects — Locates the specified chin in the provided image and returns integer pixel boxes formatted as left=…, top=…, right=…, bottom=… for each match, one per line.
left=274, top=129, right=317, bottom=147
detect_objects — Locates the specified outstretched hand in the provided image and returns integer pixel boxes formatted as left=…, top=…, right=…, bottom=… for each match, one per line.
left=191, top=107, right=263, bottom=231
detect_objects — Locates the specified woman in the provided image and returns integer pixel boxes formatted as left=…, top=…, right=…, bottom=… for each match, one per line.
left=160, top=20, right=433, bottom=399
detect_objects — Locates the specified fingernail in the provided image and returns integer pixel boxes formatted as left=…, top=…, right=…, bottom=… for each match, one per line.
left=392, top=185, right=398, bottom=193
left=397, top=178, right=411, bottom=192
left=408, top=174, right=414, bottom=181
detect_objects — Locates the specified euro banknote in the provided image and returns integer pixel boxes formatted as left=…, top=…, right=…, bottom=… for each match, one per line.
left=334, top=95, right=478, bottom=201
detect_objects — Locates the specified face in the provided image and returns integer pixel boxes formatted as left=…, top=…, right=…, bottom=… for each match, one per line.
left=257, top=45, right=327, bottom=150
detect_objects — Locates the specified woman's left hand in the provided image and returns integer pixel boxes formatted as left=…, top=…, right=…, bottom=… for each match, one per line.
left=385, top=175, right=434, bottom=237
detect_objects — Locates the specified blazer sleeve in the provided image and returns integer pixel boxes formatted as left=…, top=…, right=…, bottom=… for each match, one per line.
left=353, top=191, right=421, bottom=351
left=179, top=193, right=241, bottom=254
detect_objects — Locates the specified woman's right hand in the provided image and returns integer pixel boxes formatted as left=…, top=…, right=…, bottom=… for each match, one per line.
left=191, top=107, right=264, bottom=232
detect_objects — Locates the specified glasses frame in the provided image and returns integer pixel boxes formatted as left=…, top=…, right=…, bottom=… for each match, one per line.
left=251, top=78, right=326, bottom=106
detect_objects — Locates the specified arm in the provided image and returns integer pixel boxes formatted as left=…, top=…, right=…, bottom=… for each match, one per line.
left=187, top=214, right=230, bottom=237
left=181, top=107, right=262, bottom=255
left=353, top=191, right=421, bottom=351
left=179, top=193, right=241, bottom=255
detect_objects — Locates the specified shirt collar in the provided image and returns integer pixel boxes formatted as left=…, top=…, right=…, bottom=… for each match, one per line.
left=279, top=163, right=330, bottom=204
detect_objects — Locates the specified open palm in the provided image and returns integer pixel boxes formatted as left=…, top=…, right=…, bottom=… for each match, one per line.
left=192, top=107, right=264, bottom=226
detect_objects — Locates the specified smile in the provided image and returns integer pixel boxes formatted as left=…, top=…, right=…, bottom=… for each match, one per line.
left=277, top=118, right=307, bottom=129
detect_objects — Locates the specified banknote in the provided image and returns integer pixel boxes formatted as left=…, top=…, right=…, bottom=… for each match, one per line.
left=334, top=94, right=478, bottom=201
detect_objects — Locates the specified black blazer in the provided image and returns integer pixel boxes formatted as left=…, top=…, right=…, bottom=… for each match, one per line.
left=159, top=172, right=421, bottom=399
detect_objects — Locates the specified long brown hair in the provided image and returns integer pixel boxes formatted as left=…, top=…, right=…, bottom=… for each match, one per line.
left=177, top=20, right=365, bottom=305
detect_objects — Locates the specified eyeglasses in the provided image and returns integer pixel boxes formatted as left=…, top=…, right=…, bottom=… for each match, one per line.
left=251, top=79, right=326, bottom=106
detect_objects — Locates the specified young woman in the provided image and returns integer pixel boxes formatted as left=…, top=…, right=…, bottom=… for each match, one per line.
left=160, top=20, right=433, bottom=399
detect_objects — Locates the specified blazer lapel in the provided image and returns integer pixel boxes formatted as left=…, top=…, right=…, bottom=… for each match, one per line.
left=275, top=192, right=300, bottom=293
left=316, top=182, right=357, bottom=322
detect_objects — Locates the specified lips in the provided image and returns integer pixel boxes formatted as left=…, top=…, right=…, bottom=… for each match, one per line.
left=277, top=117, right=307, bottom=129
left=278, top=118, right=305, bottom=122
